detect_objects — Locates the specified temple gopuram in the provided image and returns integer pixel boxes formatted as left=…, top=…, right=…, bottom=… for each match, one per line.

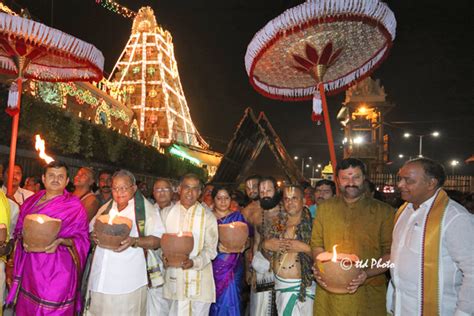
left=22, top=7, right=222, bottom=176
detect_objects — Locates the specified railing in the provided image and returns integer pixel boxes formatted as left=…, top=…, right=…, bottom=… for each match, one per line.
left=369, top=173, right=473, bottom=193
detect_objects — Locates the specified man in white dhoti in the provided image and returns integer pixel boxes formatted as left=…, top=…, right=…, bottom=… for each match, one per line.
left=161, top=174, right=218, bottom=316
left=248, top=176, right=282, bottom=316
left=388, top=158, right=474, bottom=316
left=86, top=169, right=165, bottom=316
left=263, top=185, right=315, bottom=315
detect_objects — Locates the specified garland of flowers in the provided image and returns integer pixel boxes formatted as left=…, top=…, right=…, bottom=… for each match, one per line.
left=295, top=207, right=314, bottom=302
left=269, top=206, right=313, bottom=302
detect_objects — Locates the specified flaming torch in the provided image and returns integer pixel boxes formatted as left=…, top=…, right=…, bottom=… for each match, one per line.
left=34, top=134, right=54, bottom=164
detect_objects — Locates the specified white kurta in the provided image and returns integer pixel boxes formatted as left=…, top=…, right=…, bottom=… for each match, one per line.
left=147, top=202, right=174, bottom=316
left=161, top=202, right=218, bottom=304
left=89, top=198, right=165, bottom=295
left=389, top=192, right=474, bottom=316
left=1, top=186, right=34, bottom=205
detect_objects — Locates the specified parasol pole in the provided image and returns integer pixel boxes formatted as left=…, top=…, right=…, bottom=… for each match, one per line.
left=318, top=83, right=337, bottom=174
left=7, top=57, right=25, bottom=196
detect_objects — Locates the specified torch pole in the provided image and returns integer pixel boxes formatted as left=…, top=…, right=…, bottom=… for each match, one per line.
left=7, top=77, right=22, bottom=196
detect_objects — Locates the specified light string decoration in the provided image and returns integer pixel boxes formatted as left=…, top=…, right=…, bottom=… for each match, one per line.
left=95, top=0, right=137, bottom=19
left=29, top=80, right=130, bottom=123
left=108, top=7, right=208, bottom=148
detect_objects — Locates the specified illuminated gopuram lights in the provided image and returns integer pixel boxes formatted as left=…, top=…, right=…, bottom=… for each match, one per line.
left=108, top=7, right=208, bottom=148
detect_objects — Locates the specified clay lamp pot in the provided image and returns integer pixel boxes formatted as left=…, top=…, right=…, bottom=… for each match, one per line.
left=94, top=209, right=132, bottom=250
left=0, top=224, right=7, bottom=245
left=22, top=214, right=62, bottom=252
left=161, top=232, right=194, bottom=267
left=315, top=244, right=360, bottom=294
left=218, top=221, right=249, bottom=253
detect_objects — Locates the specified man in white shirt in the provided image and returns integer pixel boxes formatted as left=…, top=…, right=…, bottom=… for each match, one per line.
left=153, top=178, right=174, bottom=212
left=161, top=174, right=218, bottom=316
left=388, top=158, right=474, bottom=316
left=1, top=164, right=34, bottom=205
left=2, top=164, right=33, bottom=241
left=148, top=178, right=174, bottom=315
left=86, top=169, right=165, bottom=316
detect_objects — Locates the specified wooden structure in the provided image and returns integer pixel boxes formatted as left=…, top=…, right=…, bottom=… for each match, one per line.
left=212, top=108, right=303, bottom=186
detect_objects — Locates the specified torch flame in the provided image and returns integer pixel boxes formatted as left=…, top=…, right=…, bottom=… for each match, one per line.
left=37, top=216, right=45, bottom=224
left=229, top=222, right=235, bottom=228
left=331, top=244, right=338, bottom=262
left=35, top=135, right=54, bottom=164
left=108, top=208, right=118, bottom=225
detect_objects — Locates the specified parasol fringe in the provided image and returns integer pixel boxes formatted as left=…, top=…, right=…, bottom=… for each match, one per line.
left=251, top=33, right=388, bottom=100
left=0, top=57, right=16, bottom=72
left=0, top=12, right=104, bottom=80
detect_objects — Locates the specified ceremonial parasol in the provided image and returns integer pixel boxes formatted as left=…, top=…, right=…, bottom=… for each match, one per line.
left=0, top=12, right=104, bottom=195
left=245, top=0, right=396, bottom=172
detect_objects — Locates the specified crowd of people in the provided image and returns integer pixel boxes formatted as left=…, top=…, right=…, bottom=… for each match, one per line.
left=0, top=156, right=472, bottom=316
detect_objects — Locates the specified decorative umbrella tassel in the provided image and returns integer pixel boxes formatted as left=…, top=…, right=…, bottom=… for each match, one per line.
left=312, top=92, right=323, bottom=125
left=5, top=81, right=20, bottom=117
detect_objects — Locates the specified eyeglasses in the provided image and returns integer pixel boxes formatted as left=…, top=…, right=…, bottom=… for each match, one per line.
left=154, top=188, right=171, bottom=193
left=112, top=185, right=134, bottom=193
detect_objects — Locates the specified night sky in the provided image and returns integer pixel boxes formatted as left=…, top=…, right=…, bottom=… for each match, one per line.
left=6, top=0, right=474, bottom=177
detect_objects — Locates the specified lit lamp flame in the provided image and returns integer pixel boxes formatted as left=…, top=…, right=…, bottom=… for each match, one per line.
left=108, top=208, right=118, bottom=225
left=331, top=244, right=338, bottom=262
left=35, top=135, right=54, bottom=164
left=37, top=216, right=45, bottom=224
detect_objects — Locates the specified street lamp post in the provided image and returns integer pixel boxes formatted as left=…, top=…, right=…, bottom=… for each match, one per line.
left=294, top=156, right=312, bottom=177
left=311, top=167, right=321, bottom=178
left=450, top=160, right=459, bottom=175
left=403, top=131, right=440, bottom=157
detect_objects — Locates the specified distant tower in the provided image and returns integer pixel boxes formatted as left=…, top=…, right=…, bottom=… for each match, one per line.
left=109, top=7, right=207, bottom=148
left=337, top=77, right=394, bottom=174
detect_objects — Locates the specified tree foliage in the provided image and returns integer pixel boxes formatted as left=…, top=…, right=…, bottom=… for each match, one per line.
left=0, top=94, right=206, bottom=180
